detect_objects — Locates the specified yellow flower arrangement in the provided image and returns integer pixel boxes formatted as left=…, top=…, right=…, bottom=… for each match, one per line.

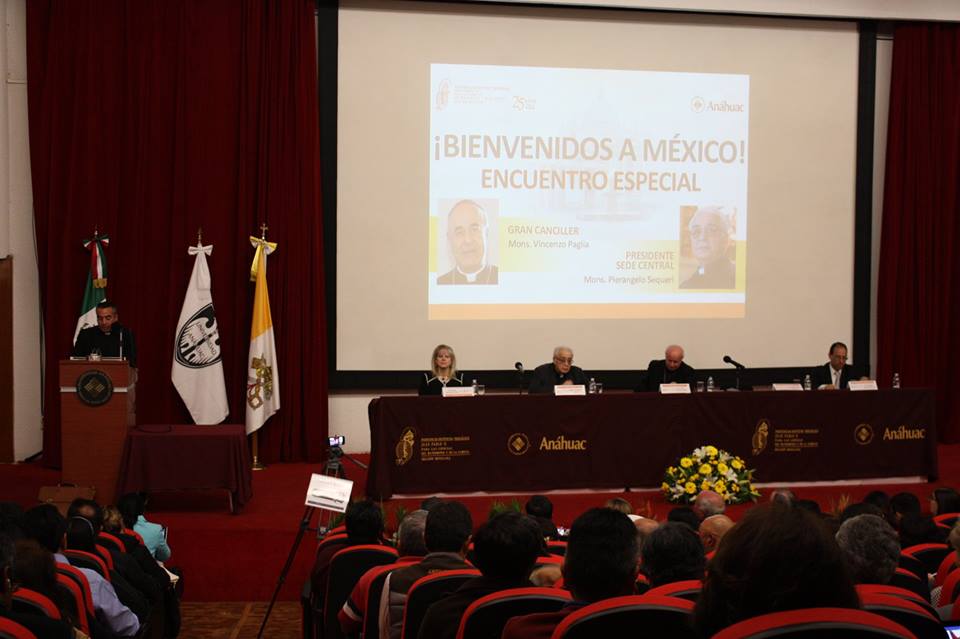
left=662, top=445, right=760, bottom=504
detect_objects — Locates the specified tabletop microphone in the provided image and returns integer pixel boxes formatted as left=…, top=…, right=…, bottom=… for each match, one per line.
left=515, top=362, right=524, bottom=372
left=515, top=362, right=524, bottom=395
left=723, top=355, right=746, bottom=370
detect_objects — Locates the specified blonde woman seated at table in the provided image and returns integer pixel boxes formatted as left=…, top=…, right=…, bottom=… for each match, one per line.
left=418, top=344, right=465, bottom=395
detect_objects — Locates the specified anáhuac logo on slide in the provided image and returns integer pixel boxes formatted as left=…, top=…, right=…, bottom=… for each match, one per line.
left=692, top=95, right=745, bottom=113
left=691, top=96, right=706, bottom=113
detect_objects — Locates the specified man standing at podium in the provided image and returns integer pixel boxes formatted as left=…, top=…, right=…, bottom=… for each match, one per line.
left=73, top=300, right=137, bottom=367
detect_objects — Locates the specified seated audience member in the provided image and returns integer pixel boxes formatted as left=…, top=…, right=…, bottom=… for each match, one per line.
left=835, top=514, right=900, bottom=585
left=769, top=488, right=795, bottom=507
left=862, top=490, right=893, bottom=522
left=634, top=516, right=660, bottom=547
left=838, top=502, right=884, bottom=524
left=0, top=533, right=72, bottom=639
left=339, top=510, right=429, bottom=636
left=793, top=499, right=823, bottom=516
left=502, top=507, right=639, bottom=639
left=528, top=346, right=587, bottom=394
left=667, top=506, right=701, bottom=531
left=932, top=487, right=960, bottom=516
left=420, top=497, right=443, bottom=512
left=380, top=501, right=473, bottom=639
left=22, top=504, right=140, bottom=637
left=693, top=490, right=725, bottom=519
left=525, top=495, right=560, bottom=541
left=890, top=492, right=922, bottom=525
left=12, top=539, right=81, bottom=633
left=117, top=493, right=171, bottom=562
left=418, top=344, right=464, bottom=395
left=640, top=522, right=706, bottom=588
left=899, top=512, right=947, bottom=547
left=699, top=515, right=734, bottom=553
left=0, top=504, right=25, bottom=542
left=605, top=498, right=633, bottom=515
left=417, top=512, right=541, bottom=639
left=640, top=344, right=696, bottom=391
left=693, top=503, right=860, bottom=637
left=65, top=514, right=150, bottom=625
left=312, top=499, right=385, bottom=614
left=933, top=522, right=960, bottom=610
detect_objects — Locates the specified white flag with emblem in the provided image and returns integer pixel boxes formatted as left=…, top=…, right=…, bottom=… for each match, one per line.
left=172, top=242, right=229, bottom=424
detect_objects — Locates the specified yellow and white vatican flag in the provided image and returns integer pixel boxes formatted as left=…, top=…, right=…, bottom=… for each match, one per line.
left=172, top=241, right=229, bottom=424
left=245, top=236, right=279, bottom=435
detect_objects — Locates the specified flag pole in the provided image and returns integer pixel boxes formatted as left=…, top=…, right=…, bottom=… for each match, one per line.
left=252, top=431, right=265, bottom=471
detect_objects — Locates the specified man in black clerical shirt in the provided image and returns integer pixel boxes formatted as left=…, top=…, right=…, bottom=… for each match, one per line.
left=528, top=346, right=587, bottom=394
left=640, top=344, right=695, bottom=391
left=73, top=300, right=138, bottom=367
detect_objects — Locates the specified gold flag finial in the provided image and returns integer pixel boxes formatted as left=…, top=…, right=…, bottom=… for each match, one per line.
left=249, top=226, right=278, bottom=282
left=260, top=222, right=268, bottom=240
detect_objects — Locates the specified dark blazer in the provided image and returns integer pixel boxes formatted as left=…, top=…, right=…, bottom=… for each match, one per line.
left=640, top=359, right=696, bottom=391
left=810, top=363, right=857, bottom=389
left=416, top=576, right=532, bottom=639
left=418, top=372, right=465, bottom=396
left=528, top=363, right=587, bottom=394
left=436, top=264, right=499, bottom=285
left=73, top=323, right=138, bottom=367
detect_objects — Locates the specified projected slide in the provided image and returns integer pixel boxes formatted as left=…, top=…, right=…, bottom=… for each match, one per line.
left=428, top=64, right=749, bottom=320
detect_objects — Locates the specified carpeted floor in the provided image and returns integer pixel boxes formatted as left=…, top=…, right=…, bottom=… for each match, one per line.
left=3, top=444, right=960, bottom=603
left=179, top=602, right=299, bottom=639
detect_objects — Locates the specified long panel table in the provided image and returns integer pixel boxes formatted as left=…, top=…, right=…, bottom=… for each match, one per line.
left=366, top=390, right=936, bottom=498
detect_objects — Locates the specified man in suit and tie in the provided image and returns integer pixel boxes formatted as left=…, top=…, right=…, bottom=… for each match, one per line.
left=811, top=341, right=857, bottom=389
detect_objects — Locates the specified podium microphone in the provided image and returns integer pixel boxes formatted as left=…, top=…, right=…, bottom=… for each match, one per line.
left=722, top=355, right=746, bottom=370
left=515, top=362, right=524, bottom=395
left=119, top=327, right=124, bottom=362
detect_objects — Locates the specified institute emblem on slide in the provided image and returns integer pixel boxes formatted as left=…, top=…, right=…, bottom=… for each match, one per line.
left=752, top=419, right=769, bottom=456
left=396, top=427, right=417, bottom=466
left=508, top=433, right=531, bottom=456
left=855, top=423, right=874, bottom=445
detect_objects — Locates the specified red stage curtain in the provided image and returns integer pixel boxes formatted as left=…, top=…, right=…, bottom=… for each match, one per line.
left=878, top=23, right=960, bottom=442
left=27, top=0, right=327, bottom=465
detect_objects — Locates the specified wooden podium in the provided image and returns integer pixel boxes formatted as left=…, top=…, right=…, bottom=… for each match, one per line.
left=59, top=359, right=136, bottom=505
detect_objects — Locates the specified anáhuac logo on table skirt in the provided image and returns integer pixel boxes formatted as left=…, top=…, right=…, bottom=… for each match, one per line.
left=751, top=419, right=769, bottom=456
left=396, top=427, right=417, bottom=466
left=507, top=433, right=531, bottom=456
left=854, top=423, right=874, bottom=446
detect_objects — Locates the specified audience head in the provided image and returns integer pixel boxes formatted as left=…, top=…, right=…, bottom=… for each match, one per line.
left=605, top=497, right=633, bottom=515
left=525, top=495, right=553, bottom=520
left=693, top=503, right=859, bottom=637
left=0, top=532, right=13, bottom=606
left=949, top=521, right=960, bottom=558
left=66, top=498, right=103, bottom=533
left=862, top=490, right=891, bottom=514
left=11, top=539, right=57, bottom=597
left=835, top=514, right=900, bottom=584
left=563, top=508, right=639, bottom=602
left=102, top=506, right=124, bottom=534
left=667, top=506, right=701, bottom=531
left=419, top=496, right=443, bottom=512
left=344, top=499, right=384, bottom=543
left=839, top=502, right=883, bottom=524
left=699, top=514, right=735, bottom=553
left=898, top=512, right=944, bottom=547
left=396, top=510, right=429, bottom=557
left=22, top=505, right=65, bottom=554
left=890, top=492, right=921, bottom=521
left=633, top=516, right=661, bottom=546
left=640, top=521, right=706, bottom=587
left=471, top=512, right=541, bottom=582
left=424, top=501, right=473, bottom=553
left=769, top=489, right=795, bottom=507
left=693, top=490, right=725, bottom=519
left=932, top=487, right=960, bottom=516
left=64, top=516, right=97, bottom=552
left=793, top=499, right=822, bottom=516
left=0, top=504, right=24, bottom=541
left=117, top=493, right=146, bottom=529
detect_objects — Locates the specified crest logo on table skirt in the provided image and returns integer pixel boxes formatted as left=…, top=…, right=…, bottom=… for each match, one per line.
left=395, top=427, right=417, bottom=466
left=855, top=423, right=874, bottom=446
left=507, top=433, right=531, bottom=456
left=751, top=419, right=770, bottom=456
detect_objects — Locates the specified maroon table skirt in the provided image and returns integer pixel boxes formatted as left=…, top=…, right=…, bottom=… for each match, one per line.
left=116, top=424, right=252, bottom=512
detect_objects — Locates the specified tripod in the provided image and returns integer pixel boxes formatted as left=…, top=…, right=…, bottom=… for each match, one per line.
left=256, top=445, right=369, bottom=639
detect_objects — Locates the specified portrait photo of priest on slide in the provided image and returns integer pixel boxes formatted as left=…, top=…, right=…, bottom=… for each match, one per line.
left=436, top=199, right=499, bottom=285
left=679, top=205, right=737, bottom=290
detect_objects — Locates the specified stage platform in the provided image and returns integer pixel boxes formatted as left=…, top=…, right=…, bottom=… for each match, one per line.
left=2, top=445, right=960, bottom=601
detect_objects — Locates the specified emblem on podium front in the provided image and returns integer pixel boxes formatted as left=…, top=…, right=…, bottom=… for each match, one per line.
left=854, top=423, right=874, bottom=445
left=396, top=427, right=416, bottom=466
left=507, top=433, right=531, bottom=456
left=76, top=370, right=114, bottom=407
left=752, top=419, right=769, bottom=456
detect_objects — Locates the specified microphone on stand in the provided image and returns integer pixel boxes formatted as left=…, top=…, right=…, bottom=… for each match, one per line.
left=515, top=362, right=524, bottom=395
left=722, top=355, right=746, bottom=370
left=119, top=326, right=124, bottom=362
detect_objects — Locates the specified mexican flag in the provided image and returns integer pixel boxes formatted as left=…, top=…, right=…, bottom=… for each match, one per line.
left=73, top=234, right=109, bottom=344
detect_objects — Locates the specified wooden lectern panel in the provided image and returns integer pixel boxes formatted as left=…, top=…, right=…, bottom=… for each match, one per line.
left=60, top=360, right=135, bottom=505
